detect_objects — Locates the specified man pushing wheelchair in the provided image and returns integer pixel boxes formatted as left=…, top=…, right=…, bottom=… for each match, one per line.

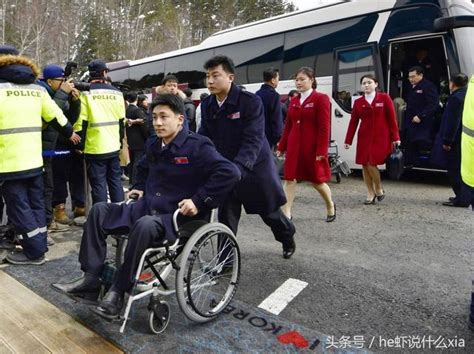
left=52, top=94, right=240, bottom=319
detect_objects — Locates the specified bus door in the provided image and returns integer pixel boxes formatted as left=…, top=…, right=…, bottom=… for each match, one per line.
left=332, top=42, right=384, bottom=169
left=387, top=34, right=450, bottom=168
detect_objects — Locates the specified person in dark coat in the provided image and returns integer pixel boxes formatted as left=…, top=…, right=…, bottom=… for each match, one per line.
left=431, top=73, right=470, bottom=207
left=125, top=92, right=149, bottom=185
left=255, top=68, right=283, bottom=148
left=37, top=65, right=82, bottom=232
left=183, top=88, right=197, bottom=132
left=52, top=94, right=240, bottom=318
left=282, top=90, right=298, bottom=124
left=344, top=74, right=400, bottom=204
left=276, top=67, right=336, bottom=222
left=199, top=55, right=296, bottom=259
left=403, top=66, right=439, bottom=166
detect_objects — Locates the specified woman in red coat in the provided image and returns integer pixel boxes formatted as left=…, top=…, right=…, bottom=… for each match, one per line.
left=277, top=67, right=335, bottom=222
left=344, top=74, right=400, bottom=204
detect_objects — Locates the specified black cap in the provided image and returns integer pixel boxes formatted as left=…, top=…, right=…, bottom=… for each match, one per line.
left=88, top=59, right=108, bottom=77
left=0, top=45, right=19, bottom=56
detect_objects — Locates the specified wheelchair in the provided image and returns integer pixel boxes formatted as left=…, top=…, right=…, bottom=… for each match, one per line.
left=110, top=208, right=240, bottom=334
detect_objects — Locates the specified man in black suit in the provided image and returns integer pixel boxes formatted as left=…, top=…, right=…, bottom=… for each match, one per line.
left=125, top=92, right=149, bottom=185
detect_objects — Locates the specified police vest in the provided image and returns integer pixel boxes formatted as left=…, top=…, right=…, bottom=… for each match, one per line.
left=0, top=83, right=69, bottom=179
left=461, top=75, right=474, bottom=187
left=80, top=88, right=125, bottom=155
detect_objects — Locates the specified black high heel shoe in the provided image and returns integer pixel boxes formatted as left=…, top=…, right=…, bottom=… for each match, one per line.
left=364, top=196, right=376, bottom=205
left=376, top=190, right=385, bottom=202
left=326, top=203, right=336, bottom=222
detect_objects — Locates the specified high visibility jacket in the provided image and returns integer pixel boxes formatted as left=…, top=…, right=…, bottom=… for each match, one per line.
left=461, top=75, right=474, bottom=187
left=80, top=84, right=125, bottom=156
left=0, top=82, right=70, bottom=180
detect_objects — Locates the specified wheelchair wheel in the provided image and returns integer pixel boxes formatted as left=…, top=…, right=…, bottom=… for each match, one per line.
left=175, top=223, right=240, bottom=323
left=148, top=300, right=170, bottom=334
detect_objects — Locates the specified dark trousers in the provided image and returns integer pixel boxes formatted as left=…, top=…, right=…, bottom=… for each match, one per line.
left=43, top=157, right=54, bottom=225
left=52, top=151, right=85, bottom=208
left=404, top=139, right=431, bottom=166
left=129, top=149, right=145, bottom=186
left=86, top=156, right=124, bottom=204
left=2, top=175, right=47, bottom=259
left=0, top=186, right=4, bottom=223
left=446, top=148, right=471, bottom=206
left=79, top=203, right=166, bottom=293
left=218, top=189, right=295, bottom=246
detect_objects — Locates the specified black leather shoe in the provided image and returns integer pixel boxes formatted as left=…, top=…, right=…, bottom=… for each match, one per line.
left=376, top=190, right=385, bottom=202
left=282, top=239, right=296, bottom=259
left=326, top=203, right=336, bottom=222
left=51, top=274, right=101, bottom=302
left=92, top=290, right=124, bottom=320
left=364, top=197, right=376, bottom=205
left=442, top=201, right=469, bottom=207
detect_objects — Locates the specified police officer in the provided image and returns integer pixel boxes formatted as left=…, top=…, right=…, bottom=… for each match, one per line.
left=80, top=59, right=126, bottom=204
left=0, top=45, right=80, bottom=265
left=403, top=65, right=439, bottom=166
left=52, top=94, right=240, bottom=318
left=199, top=55, right=296, bottom=259
left=462, top=75, right=474, bottom=206
left=255, top=67, right=283, bottom=149
left=463, top=76, right=474, bottom=331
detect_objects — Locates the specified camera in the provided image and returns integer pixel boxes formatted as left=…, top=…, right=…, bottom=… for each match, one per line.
left=64, top=61, right=90, bottom=92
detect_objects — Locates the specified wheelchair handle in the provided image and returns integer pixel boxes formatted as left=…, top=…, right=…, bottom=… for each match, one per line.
left=172, top=209, right=181, bottom=233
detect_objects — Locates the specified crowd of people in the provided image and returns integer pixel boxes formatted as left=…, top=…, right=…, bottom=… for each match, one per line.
left=0, top=44, right=473, bottom=326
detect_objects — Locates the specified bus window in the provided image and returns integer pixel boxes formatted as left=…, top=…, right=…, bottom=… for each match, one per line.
left=333, top=44, right=383, bottom=112
left=128, top=60, right=165, bottom=92
left=282, top=14, right=378, bottom=79
left=164, top=49, right=213, bottom=89
left=245, top=35, right=284, bottom=83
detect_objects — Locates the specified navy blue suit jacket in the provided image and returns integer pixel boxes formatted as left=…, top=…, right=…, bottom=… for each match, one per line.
left=103, top=127, right=240, bottom=242
left=404, top=78, right=439, bottom=143
left=199, top=84, right=286, bottom=214
left=255, top=83, right=283, bottom=147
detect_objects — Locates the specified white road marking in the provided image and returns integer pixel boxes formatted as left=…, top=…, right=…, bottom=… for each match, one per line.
left=258, top=278, right=308, bottom=315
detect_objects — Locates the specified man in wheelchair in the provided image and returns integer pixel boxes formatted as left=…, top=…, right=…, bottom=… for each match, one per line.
left=52, top=94, right=241, bottom=319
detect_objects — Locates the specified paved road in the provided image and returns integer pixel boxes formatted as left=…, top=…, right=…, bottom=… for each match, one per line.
left=4, top=170, right=472, bottom=352
left=234, top=171, right=473, bottom=351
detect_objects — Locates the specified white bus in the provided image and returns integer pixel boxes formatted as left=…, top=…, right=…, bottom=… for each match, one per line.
left=108, top=0, right=474, bottom=171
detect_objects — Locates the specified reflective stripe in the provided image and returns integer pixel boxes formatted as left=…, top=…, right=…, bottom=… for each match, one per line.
left=0, top=83, right=45, bottom=91
left=0, top=126, right=42, bottom=135
left=20, top=226, right=47, bottom=239
left=89, top=121, right=119, bottom=128
left=463, top=124, right=474, bottom=138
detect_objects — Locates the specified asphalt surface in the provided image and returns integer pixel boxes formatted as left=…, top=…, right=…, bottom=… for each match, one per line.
left=2, top=170, right=473, bottom=352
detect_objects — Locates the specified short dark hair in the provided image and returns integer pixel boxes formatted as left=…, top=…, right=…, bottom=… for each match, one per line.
left=150, top=94, right=185, bottom=116
left=450, top=73, right=468, bottom=88
left=263, top=68, right=279, bottom=82
left=288, top=89, right=297, bottom=97
left=183, top=88, right=193, bottom=97
left=200, top=92, right=209, bottom=101
left=409, top=66, right=424, bottom=75
left=295, top=66, right=317, bottom=89
left=124, top=91, right=138, bottom=103
left=137, top=94, right=148, bottom=105
left=360, top=74, right=378, bottom=84
left=162, top=74, right=178, bottom=85
left=204, top=55, right=235, bottom=74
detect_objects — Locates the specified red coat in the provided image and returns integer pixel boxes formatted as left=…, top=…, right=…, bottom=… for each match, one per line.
left=278, top=90, right=331, bottom=183
left=344, top=92, right=400, bottom=165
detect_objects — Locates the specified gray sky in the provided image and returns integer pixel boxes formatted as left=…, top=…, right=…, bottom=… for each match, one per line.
left=291, top=0, right=340, bottom=11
